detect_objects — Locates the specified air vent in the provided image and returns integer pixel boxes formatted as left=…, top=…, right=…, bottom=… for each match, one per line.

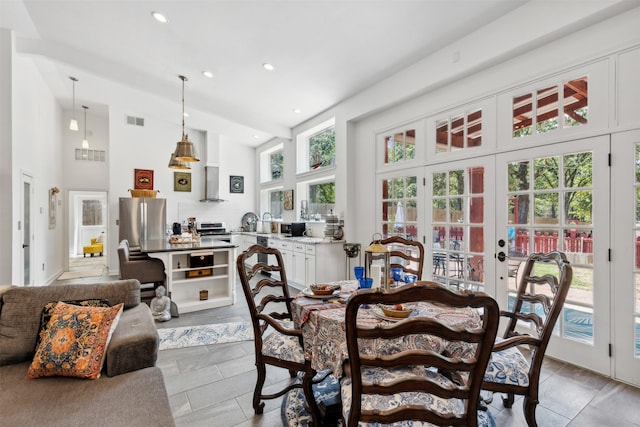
left=126, top=115, right=145, bottom=127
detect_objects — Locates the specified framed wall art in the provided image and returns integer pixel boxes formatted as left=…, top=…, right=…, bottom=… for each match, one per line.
left=230, top=175, right=244, bottom=194
left=283, top=189, right=294, bottom=210
left=174, top=172, right=191, bottom=192
left=134, top=169, right=154, bottom=190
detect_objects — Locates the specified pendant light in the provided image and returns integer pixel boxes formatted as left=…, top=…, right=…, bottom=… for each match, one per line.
left=168, top=152, right=191, bottom=169
left=69, top=76, right=79, bottom=131
left=172, top=75, right=200, bottom=162
left=81, top=105, right=89, bottom=149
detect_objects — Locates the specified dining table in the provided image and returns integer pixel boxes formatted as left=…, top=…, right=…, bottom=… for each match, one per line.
left=291, top=280, right=483, bottom=377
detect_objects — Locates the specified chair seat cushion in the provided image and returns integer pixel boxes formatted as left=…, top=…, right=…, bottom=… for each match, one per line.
left=262, top=329, right=305, bottom=364
left=483, top=345, right=530, bottom=387
left=340, top=366, right=493, bottom=426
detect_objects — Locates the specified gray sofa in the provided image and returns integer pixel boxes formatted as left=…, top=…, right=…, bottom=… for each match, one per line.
left=0, top=279, right=175, bottom=426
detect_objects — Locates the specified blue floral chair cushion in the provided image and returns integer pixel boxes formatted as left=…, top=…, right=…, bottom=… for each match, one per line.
left=483, top=345, right=530, bottom=387
left=261, top=325, right=305, bottom=364
left=340, top=366, right=494, bottom=427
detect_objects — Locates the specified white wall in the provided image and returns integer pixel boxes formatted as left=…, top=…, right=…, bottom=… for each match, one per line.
left=11, top=51, right=64, bottom=284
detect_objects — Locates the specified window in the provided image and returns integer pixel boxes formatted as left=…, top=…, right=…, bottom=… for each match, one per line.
left=308, top=181, right=335, bottom=217
left=513, top=76, right=588, bottom=138
left=270, top=150, right=283, bottom=180
left=296, top=118, right=336, bottom=174
left=384, top=129, right=415, bottom=164
left=381, top=175, right=417, bottom=240
left=435, top=109, right=482, bottom=153
left=259, top=143, right=284, bottom=183
left=75, top=149, right=105, bottom=162
left=269, top=190, right=284, bottom=219
left=82, top=200, right=103, bottom=226
left=309, top=128, right=335, bottom=169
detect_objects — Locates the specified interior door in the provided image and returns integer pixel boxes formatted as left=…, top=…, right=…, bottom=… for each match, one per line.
left=424, top=156, right=496, bottom=295
left=496, top=136, right=611, bottom=376
left=611, top=129, right=640, bottom=386
left=21, top=173, right=34, bottom=285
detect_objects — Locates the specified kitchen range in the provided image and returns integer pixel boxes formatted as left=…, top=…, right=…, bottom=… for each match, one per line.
left=195, top=221, right=232, bottom=242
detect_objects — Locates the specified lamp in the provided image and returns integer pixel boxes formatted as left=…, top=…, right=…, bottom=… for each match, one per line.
left=365, top=233, right=391, bottom=291
left=172, top=75, right=199, bottom=162
left=69, top=76, right=79, bottom=131
left=81, top=105, right=89, bottom=149
left=168, top=152, right=191, bottom=169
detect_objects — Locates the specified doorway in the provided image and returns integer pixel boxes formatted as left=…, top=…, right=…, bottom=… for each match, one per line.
left=65, top=190, right=107, bottom=279
left=21, top=173, right=34, bottom=285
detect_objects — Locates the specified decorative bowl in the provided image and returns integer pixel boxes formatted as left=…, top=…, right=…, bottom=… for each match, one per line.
left=379, top=304, right=413, bottom=318
left=310, top=284, right=341, bottom=296
left=129, top=189, right=158, bottom=198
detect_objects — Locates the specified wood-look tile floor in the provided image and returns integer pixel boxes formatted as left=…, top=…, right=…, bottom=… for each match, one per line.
left=54, top=271, right=640, bottom=427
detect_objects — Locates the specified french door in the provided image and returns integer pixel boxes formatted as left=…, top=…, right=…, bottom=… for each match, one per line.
left=611, top=129, right=640, bottom=386
left=496, top=136, right=611, bottom=376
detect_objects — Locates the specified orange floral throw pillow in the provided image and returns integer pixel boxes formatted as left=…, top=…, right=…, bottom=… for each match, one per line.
left=26, top=301, right=123, bottom=380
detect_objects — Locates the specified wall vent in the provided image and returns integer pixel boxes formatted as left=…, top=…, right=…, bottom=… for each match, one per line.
left=126, top=115, right=145, bottom=127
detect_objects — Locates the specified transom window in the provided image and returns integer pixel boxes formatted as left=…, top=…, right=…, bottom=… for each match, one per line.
left=384, top=129, right=415, bottom=164
left=435, top=109, right=482, bottom=153
left=513, top=76, right=588, bottom=137
left=296, top=118, right=336, bottom=175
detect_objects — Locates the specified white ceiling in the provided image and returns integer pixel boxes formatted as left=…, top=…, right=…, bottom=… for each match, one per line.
left=5, top=0, right=530, bottom=146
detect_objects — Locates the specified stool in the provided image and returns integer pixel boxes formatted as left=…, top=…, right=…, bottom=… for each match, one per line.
left=83, top=238, right=104, bottom=257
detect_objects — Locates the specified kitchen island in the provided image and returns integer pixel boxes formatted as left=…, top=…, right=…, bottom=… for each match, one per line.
left=141, top=237, right=237, bottom=313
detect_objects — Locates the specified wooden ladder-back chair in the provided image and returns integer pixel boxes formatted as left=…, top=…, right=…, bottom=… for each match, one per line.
left=482, top=251, right=573, bottom=427
left=341, top=281, right=499, bottom=427
left=376, top=236, right=425, bottom=280
left=236, top=245, right=321, bottom=425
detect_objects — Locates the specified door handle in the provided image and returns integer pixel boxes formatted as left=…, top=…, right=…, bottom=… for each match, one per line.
left=22, top=244, right=30, bottom=248
left=497, top=251, right=506, bottom=262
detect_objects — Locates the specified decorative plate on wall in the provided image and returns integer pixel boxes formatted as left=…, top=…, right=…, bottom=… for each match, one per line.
left=230, top=175, right=244, bottom=193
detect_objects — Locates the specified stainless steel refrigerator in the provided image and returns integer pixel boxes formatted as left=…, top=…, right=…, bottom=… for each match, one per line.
left=119, top=198, right=166, bottom=247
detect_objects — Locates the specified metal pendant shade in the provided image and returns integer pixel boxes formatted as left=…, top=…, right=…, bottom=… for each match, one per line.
left=168, top=152, right=191, bottom=169
left=172, top=75, right=200, bottom=163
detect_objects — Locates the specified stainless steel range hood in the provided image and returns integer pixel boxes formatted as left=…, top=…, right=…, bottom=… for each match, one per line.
left=200, top=166, right=226, bottom=202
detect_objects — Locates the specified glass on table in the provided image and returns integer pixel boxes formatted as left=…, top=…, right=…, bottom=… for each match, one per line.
left=354, top=266, right=365, bottom=281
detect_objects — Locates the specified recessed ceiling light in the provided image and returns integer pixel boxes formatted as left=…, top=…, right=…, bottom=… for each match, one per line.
left=151, top=11, right=168, bottom=23
left=202, top=71, right=214, bottom=79
left=293, top=108, right=301, bottom=114
left=262, top=63, right=275, bottom=71
left=253, top=135, right=260, bottom=139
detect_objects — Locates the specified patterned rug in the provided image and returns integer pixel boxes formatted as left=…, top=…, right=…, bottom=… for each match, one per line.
left=281, top=373, right=496, bottom=427
left=157, top=322, right=253, bottom=350
left=281, top=372, right=342, bottom=427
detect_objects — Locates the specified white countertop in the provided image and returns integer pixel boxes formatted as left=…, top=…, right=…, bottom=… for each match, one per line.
left=232, top=232, right=344, bottom=245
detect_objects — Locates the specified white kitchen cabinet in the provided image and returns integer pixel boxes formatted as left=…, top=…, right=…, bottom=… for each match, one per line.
left=293, top=242, right=307, bottom=285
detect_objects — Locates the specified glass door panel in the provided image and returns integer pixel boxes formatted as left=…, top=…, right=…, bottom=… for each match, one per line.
left=611, top=130, right=640, bottom=386
left=426, top=157, right=495, bottom=294
left=497, top=135, right=610, bottom=376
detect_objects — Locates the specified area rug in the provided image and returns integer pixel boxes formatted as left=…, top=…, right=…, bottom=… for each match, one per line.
left=57, top=268, right=104, bottom=280
left=281, top=372, right=342, bottom=427
left=281, top=373, right=496, bottom=427
left=157, top=322, right=253, bottom=350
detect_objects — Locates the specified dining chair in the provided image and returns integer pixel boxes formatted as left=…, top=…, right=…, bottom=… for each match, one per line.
left=341, top=281, right=499, bottom=427
left=482, top=251, right=573, bottom=427
left=376, top=236, right=425, bottom=280
left=236, top=244, right=321, bottom=426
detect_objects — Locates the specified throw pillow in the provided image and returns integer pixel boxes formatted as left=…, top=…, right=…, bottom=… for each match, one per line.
left=36, top=299, right=112, bottom=349
left=26, top=301, right=123, bottom=380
